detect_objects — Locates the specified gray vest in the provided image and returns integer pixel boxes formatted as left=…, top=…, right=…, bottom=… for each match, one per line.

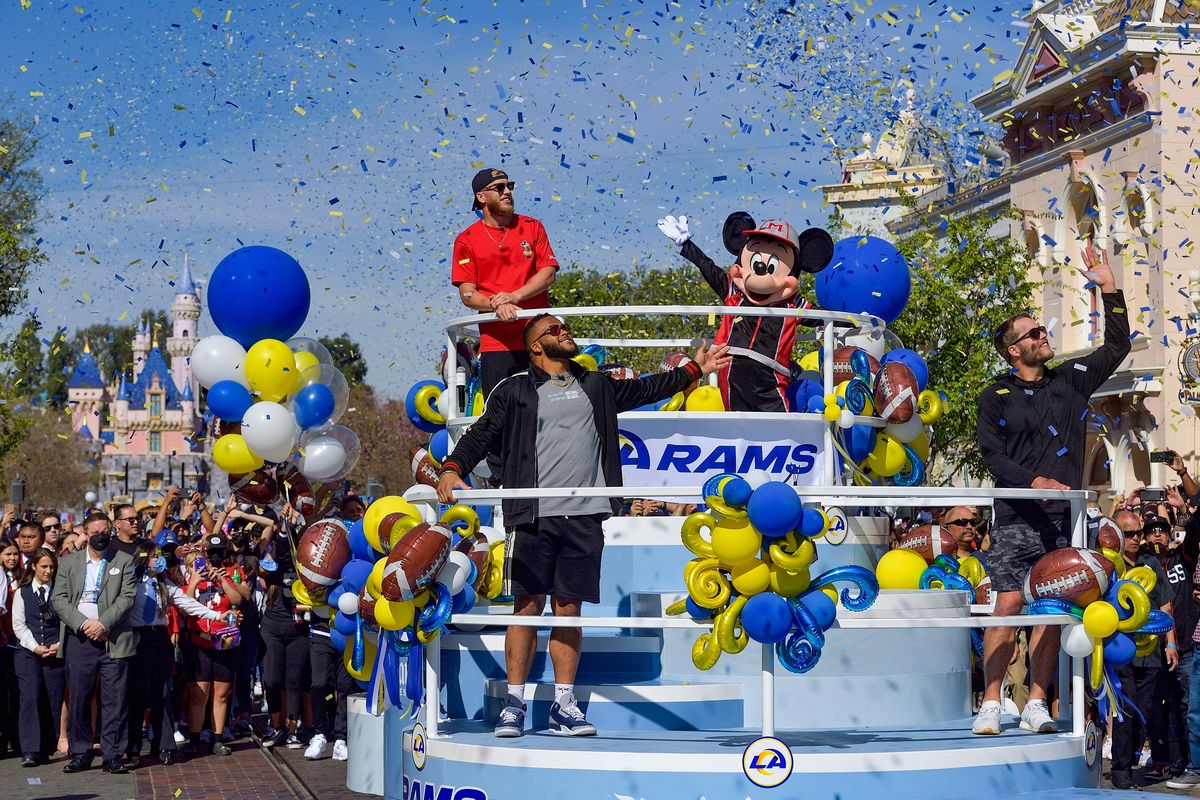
left=19, top=583, right=60, bottom=647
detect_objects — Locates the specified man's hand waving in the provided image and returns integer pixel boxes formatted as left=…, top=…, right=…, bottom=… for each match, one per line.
left=692, top=341, right=732, bottom=376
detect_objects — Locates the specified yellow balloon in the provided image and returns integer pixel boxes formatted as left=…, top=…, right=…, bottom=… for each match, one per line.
left=819, top=585, right=839, bottom=604
left=918, top=389, right=945, bottom=424
left=366, top=557, right=387, bottom=600
left=958, top=555, right=986, bottom=588
left=374, top=599, right=416, bottom=631
left=731, top=559, right=771, bottom=596
left=213, top=434, right=264, bottom=474
left=660, top=392, right=685, bottom=411
left=711, top=517, right=762, bottom=566
left=344, top=635, right=377, bottom=682
left=1083, top=602, right=1119, bottom=639
left=245, top=339, right=300, bottom=402
left=571, top=353, right=598, bottom=371
left=798, top=350, right=820, bottom=373
left=867, top=433, right=907, bottom=477
left=293, top=350, right=321, bottom=375
left=768, top=564, right=811, bottom=597
left=685, top=385, right=725, bottom=412
left=363, top=496, right=422, bottom=552
left=291, top=578, right=316, bottom=607
left=910, top=430, right=930, bottom=463
left=876, top=548, right=928, bottom=590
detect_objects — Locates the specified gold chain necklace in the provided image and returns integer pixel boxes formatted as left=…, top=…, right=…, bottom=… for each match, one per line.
left=482, top=221, right=511, bottom=249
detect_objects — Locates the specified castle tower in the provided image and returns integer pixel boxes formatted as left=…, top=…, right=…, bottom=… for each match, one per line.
left=67, top=340, right=107, bottom=441
left=167, top=252, right=201, bottom=404
left=132, top=317, right=150, bottom=380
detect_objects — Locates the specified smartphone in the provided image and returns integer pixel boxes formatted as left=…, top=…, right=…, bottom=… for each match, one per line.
left=1151, top=451, right=1175, bottom=464
left=1141, top=489, right=1167, bottom=503
left=193, top=557, right=208, bottom=573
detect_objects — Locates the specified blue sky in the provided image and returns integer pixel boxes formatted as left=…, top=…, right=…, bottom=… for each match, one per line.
left=1, top=0, right=1030, bottom=394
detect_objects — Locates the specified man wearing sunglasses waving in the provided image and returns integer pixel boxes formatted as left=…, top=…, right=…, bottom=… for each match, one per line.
left=453, top=167, right=561, bottom=398
left=436, top=314, right=731, bottom=738
left=973, top=245, right=1130, bottom=737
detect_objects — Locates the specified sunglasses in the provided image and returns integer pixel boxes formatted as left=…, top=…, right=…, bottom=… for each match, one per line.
left=946, top=518, right=981, bottom=528
left=1010, top=325, right=1048, bottom=346
left=481, top=181, right=516, bottom=194
left=537, top=322, right=572, bottom=339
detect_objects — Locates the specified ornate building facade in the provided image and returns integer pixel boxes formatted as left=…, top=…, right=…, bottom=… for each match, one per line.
left=66, top=257, right=209, bottom=506
left=822, top=0, right=1200, bottom=497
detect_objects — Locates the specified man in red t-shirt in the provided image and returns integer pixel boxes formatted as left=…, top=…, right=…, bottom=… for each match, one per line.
left=452, top=167, right=560, bottom=396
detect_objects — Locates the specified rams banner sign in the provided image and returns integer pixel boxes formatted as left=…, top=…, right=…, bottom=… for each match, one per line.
left=617, top=418, right=828, bottom=491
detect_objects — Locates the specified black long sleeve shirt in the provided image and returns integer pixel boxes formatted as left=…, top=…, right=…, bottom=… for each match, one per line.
left=977, top=290, right=1131, bottom=529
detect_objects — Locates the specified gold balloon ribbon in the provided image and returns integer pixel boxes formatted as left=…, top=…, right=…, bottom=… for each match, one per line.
left=714, top=595, right=750, bottom=655
left=686, top=558, right=731, bottom=609
left=681, top=512, right=717, bottom=558
left=1123, top=565, right=1157, bottom=594
left=1090, top=641, right=1105, bottom=691
left=769, top=533, right=816, bottom=573
left=439, top=504, right=480, bottom=538
left=692, top=631, right=723, bottom=670
left=1114, top=580, right=1151, bottom=633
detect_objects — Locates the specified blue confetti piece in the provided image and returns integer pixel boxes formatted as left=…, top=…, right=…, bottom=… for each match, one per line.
left=1048, top=425, right=1058, bottom=436
left=1056, top=447, right=1068, bottom=457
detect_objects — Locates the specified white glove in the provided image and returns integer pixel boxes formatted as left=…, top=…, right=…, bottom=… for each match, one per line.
left=657, top=214, right=691, bottom=247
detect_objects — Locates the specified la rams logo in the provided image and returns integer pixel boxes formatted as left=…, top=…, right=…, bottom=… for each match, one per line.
left=824, top=506, right=848, bottom=545
left=742, top=736, right=793, bottom=788
left=1084, top=720, right=1100, bottom=768
left=410, top=722, right=427, bottom=770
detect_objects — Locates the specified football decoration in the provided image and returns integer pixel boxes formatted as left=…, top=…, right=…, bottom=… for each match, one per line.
left=1022, top=547, right=1112, bottom=607
left=275, top=463, right=316, bottom=520
left=1090, top=515, right=1124, bottom=553
left=895, top=525, right=957, bottom=562
left=973, top=574, right=992, bottom=606
left=455, top=529, right=492, bottom=590
left=296, top=519, right=352, bottom=592
left=873, top=362, right=919, bottom=424
left=228, top=469, right=279, bottom=506
left=831, top=346, right=880, bottom=385
left=378, top=510, right=420, bottom=553
left=381, top=522, right=454, bottom=602
left=410, top=446, right=441, bottom=488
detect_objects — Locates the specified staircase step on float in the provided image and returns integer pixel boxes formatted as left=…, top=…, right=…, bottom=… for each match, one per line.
left=481, top=678, right=743, bottom=732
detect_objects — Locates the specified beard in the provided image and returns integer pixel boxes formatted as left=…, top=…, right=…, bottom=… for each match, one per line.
left=1018, top=347, right=1052, bottom=369
left=541, top=339, right=579, bottom=359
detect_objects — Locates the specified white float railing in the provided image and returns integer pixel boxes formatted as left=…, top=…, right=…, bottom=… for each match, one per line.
left=405, top=484, right=1094, bottom=741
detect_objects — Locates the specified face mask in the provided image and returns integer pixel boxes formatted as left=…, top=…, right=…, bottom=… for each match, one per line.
left=151, top=556, right=168, bottom=574
left=89, top=533, right=111, bottom=553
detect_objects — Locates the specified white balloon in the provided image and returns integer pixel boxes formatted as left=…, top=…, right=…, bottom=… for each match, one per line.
left=190, top=335, right=248, bottom=389
left=743, top=469, right=771, bottom=489
left=297, top=436, right=347, bottom=482
left=1061, top=623, right=1096, bottom=658
left=84, top=491, right=97, bottom=503
left=241, top=402, right=300, bottom=463
left=837, top=408, right=855, bottom=429
left=436, top=550, right=472, bottom=596
left=337, top=591, right=360, bottom=615
left=886, top=416, right=925, bottom=443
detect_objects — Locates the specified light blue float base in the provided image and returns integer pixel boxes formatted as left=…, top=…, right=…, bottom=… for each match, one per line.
left=385, top=713, right=1102, bottom=800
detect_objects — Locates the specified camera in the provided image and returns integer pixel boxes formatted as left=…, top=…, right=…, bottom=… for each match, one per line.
left=1150, top=450, right=1176, bottom=464
left=1141, top=489, right=1167, bottom=503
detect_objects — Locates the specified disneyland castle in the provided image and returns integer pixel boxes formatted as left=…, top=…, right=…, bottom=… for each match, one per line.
left=66, top=257, right=210, bottom=506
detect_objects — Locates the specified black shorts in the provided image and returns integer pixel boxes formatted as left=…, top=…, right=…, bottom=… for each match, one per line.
left=182, top=641, right=238, bottom=683
left=989, top=521, right=1069, bottom=593
left=504, top=514, right=606, bottom=604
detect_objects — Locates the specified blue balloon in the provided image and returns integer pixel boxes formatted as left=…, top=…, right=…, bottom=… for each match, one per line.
left=721, top=477, right=753, bottom=508
left=787, top=378, right=823, bottom=414
left=799, top=507, right=826, bottom=538
left=845, top=423, right=878, bottom=463
left=800, top=591, right=837, bottom=631
left=404, top=380, right=446, bottom=434
left=747, top=481, right=804, bottom=539
left=473, top=504, right=494, bottom=528
left=805, top=394, right=825, bottom=413
left=1103, top=632, right=1136, bottom=666
left=294, top=383, right=336, bottom=429
left=207, top=246, right=311, bottom=348
left=815, top=236, right=911, bottom=324
left=327, top=585, right=346, bottom=609
left=207, top=380, right=254, bottom=422
left=334, top=611, right=358, bottom=636
left=330, top=627, right=348, bottom=653
left=881, top=349, right=929, bottom=392
left=429, top=429, right=451, bottom=463
left=346, top=520, right=376, bottom=561
left=742, top=593, right=793, bottom=644
left=1106, top=581, right=1138, bottom=621
left=451, top=586, right=477, bottom=614
left=685, top=597, right=716, bottom=621
left=340, top=558, right=374, bottom=596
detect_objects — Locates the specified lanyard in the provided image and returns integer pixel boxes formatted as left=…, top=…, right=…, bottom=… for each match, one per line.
left=89, top=558, right=107, bottom=595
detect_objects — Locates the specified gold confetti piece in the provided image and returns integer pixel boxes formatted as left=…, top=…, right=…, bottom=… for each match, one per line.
left=351, top=107, right=361, bottom=119
left=294, top=105, right=306, bottom=116
left=79, top=131, right=92, bottom=139
left=192, top=7, right=202, bottom=18
left=225, top=9, right=231, bottom=22
left=29, top=91, right=42, bottom=97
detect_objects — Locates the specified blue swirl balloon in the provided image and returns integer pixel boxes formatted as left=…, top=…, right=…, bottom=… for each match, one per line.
left=806, top=565, right=879, bottom=612
left=352, top=611, right=366, bottom=674
left=841, top=377, right=873, bottom=415
left=418, top=583, right=454, bottom=634
left=1026, top=598, right=1083, bottom=618
left=969, top=628, right=984, bottom=658
left=931, top=554, right=960, bottom=572
left=776, top=627, right=823, bottom=674
left=1138, top=609, right=1175, bottom=635
left=789, top=599, right=826, bottom=651
left=919, top=565, right=973, bottom=593
left=848, top=349, right=875, bottom=385
left=892, top=442, right=926, bottom=487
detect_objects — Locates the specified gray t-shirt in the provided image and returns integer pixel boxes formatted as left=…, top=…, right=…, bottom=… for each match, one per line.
left=535, top=373, right=611, bottom=518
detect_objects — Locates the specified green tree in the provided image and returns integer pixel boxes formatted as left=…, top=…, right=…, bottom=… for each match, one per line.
left=0, top=408, right=100, bottom=509
left=890, top=207, right=1037, bottom=482
left=9, top=315, right=43, bottom=400
left=319, top=334, right=369, bottom=387
left=0, top=115, right=44, bottom=318
left=43, top=327, right=74, bottom=409
left=343, top=384, right=424, bottom=493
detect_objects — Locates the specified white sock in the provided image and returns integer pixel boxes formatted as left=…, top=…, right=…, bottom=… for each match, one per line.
left=506, top=683, right=525, bottom=706
left=555, top=684, right=574, bottom=704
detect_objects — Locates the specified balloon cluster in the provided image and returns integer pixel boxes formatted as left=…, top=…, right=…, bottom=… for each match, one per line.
left=1026, top=550, right=1173, bottom=721
left=789, top=337, right=945, bottom=487
left=191, top=246, right=360, bottom=484
left=666, top=476, right=879, bottom=673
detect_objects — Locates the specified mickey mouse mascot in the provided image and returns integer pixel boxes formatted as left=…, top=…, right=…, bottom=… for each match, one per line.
left=658, top=212, right=832, bottom=412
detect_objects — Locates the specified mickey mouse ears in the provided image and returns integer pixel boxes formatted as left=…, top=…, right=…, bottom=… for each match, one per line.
left=796, top=227, right=834, bottom=274
left=722, top=211, right=756, bottom=257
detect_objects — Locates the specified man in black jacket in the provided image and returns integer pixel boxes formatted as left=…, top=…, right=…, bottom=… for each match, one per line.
left=974, top=246, right=1130, bottom=737
left=437, top=313, right=730, bottom=738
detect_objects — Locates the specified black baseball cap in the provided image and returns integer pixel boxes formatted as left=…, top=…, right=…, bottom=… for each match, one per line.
left=204, top=532, right=230, bottom=555
left=471, top=167, right=509, bottom=210
left=1143, top=514, right=1171, bottom=534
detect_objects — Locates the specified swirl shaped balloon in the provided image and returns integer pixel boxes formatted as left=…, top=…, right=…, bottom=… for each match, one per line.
left=808, top=566, right=879, bottom=612
left=1112, top=581, right=1151, bottom=632
left=714, top=595, right=750, bottom=655
left=769, top=533, right=816, bottom=573
left=681, top=513, right=717, bottom=558
left=686, top=558, right=732, bottom=609
left=892, top=441, right=927, bottom=487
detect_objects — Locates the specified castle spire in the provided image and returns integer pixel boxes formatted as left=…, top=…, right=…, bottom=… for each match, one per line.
left=180, top=251, right=196, bottom=294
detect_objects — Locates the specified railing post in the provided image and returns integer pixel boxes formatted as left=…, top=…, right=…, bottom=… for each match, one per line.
left=761, top=642, right=775, bottom=737
left=426, top=636, right=441, bottom=738
left=821, top=323, right=836, bottom=486
left=445, top=332, right=459, bottom=429
left=1069, top=493, right=1086, bottom=736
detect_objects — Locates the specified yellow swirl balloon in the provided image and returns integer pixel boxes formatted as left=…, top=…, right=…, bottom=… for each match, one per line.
left=681, top=512, right=717, bottom=558
left=660, top=392, right=685, bottom=412
left=1135, top=634, right=1159, bottom=658
left=481, top=541, right=507, bottom=599
left=1124, top=565, right=1157, bottom=594
left=686, top=558, right=732, bottom=609
left=692, top=631, right=723, bottom=670
left=918, top=389, right=944, bottom=424
left=1090, top=641, right=1105, bottom=691
left=958, top=556, right=986, bottom=587
left=711, top=517, right=762, bottom=566
left=413, top=384, right=446, bottom=426
left=769, top=533, right=816, bottom=573
left=665, top=598, right=689, bottom=616
left=1099, top=548, right=1126, bottom=577
left=1114, top=580, right=1151, bottom=633
left=439, top=504, right=480, bottom=538
left=715, top=594, right=750, bottom=655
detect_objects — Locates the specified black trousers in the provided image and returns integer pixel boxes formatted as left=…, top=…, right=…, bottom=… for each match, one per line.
left=1112, top=664, right=1169, bottom=771
left=14, top=647, right=65, bottom=756
left=260, top=617, right=310, bottom=719
left=64, top=631, right=129, bottom=762
left=233, top=619, right=261, bottom=719
left=479, top=350, right=529, bottom=483
left=0, top=647, right=17, bottom=755
left=126, top=627, right=175, bottom=756
left=310, top=635, right=356, bottom=741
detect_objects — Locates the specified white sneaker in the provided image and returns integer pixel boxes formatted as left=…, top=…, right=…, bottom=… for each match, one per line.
left=1019, top=699, right=1057, bottom=733
left=304, top=733, right=328, bottom=760
left=173, top=730, right=187, bottom=745
left=331, top=739, right=348, bottom=761
left=972, top=701, right=1002, bottom=735
left=1102, top=734, right=1112, bottom=761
